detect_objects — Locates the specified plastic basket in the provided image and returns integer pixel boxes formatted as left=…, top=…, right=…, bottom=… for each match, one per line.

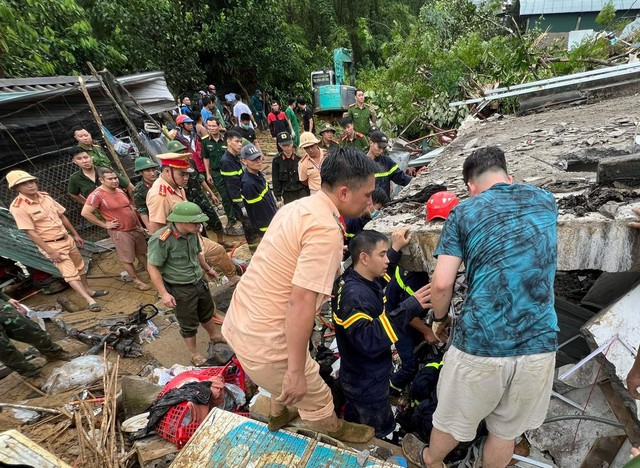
left=155, top=359, right=246, bottom=448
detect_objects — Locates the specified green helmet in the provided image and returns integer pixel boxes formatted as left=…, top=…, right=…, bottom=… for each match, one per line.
left=133, top=157, right=158, bottom=173
left=166, top=201, right=209, bottom=223
left=166, top=140, right=187, bottom=153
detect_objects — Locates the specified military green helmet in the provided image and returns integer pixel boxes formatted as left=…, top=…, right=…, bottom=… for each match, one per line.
left=166, top=201, right=209, bottom=223
left=133, top=157, right=158, bottom=173
left=166, top=140, right=187, bottom=153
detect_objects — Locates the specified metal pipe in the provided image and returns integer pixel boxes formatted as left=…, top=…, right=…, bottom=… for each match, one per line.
left=543, top=415, right=624, bottom=429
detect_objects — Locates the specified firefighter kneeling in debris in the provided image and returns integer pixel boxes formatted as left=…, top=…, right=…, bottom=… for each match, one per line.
left=334, top=227, right=432, bottom=438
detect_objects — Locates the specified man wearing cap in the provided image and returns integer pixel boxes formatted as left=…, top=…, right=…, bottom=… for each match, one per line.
left=175, top=115, right=205, bottom=175
left=147, top=201, right=232, bottom=366
left=318, top=124, right=339, bottom=153
left=202, top=117, right=242, bottom=235
left=251, top=90, right=268, bottom=131
left=8, top=171, right=106, bottom=312
left=272, top=131, right=309, bottom=205
left=367, top=130, right=412, bottom=198
left=220, top=130, right=260, bottom=245
left=240, top=144, right=278, bottom=238
left=165, top=140, right=227, bottom=247
left=347, top=89, right=377, bottom=135
left=146, top=151, right=239, bottom=284
left=68, top=147, right=133, bottom=204
left=82, top=167, right=151, bottom=291
left=298, top=132, right=325, bottom=195
left=132, top=157, right=159, bottom=229
left=339, top=117, right=368, bottom=152
left=222, top=148, right=380, bottom=444
left=72, top=126, right=111, bottom=168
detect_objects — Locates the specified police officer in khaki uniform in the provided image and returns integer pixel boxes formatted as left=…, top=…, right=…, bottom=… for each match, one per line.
left=147, top=202, right=232, bottom=366
left=8, top=171, right=107, bottom=312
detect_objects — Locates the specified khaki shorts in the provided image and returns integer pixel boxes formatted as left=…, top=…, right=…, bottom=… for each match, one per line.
left=234, top=350, right=335, bottom=422
left=39, top=236, right=84, bottom=283
left=108, top=229, right=147, bottom=264
left=433, top=346, right=555, bottom=442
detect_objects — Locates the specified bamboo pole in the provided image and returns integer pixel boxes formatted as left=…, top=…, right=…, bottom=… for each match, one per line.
left=86, top=63, right=149, bottom=157
left=77, top=76, right=128, bottom=176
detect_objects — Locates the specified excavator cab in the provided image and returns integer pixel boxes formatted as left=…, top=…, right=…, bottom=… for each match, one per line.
left=312, top=48, right=357, bottom=115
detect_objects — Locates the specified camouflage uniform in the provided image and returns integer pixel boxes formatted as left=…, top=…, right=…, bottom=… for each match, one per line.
left=0, top=293, right=65, bottom=376
left=185, top=161, right=223, bottom=233
left=132, top=180, right=151, bottom=218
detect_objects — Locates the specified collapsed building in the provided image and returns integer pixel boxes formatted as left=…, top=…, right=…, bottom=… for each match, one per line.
left=371, top=90, right=640, bottom=464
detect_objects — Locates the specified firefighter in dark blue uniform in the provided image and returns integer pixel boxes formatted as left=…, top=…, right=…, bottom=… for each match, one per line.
left=385, top=267, right=437, bottom=395
left=367, top=130, right=412, bottom=198
left=240, top=144, right=278, bottom=237
left=220, top=130, right=260, bottom=244
left=333, top=228, right=432, bottom=438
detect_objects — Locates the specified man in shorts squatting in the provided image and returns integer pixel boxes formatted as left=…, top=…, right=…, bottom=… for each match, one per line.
left=407, top=146, right=559, bottom=468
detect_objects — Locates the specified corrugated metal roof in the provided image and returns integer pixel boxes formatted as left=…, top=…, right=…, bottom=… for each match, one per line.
left=0, top=208, right=105, bottom=277
left=521, top=0, right=640, bottom=15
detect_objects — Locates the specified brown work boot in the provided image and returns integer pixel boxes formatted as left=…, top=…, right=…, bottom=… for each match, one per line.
left=43, top=350, right=77, bottom=362
left=326, top=420, right=375, bottom=444
left=268, top=406, right=299, bottom=432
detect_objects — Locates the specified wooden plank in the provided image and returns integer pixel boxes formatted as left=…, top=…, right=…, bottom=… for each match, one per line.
left=600, top=381, right=640, bottom=446
left=134, top=435, right=178, bottom=467
left=171, top=408, right=402, bottom=467
left=579, top=435, right=626, bottom=468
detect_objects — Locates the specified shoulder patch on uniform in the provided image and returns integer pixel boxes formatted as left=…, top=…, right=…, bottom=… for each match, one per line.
left=348, top=103, right=356, bottom=107
left=201, top=134, right=210, bottom=140
left=159, top=229, right=172, bottom=241
left=13, top=198, right=22, bottom=208
left=158, top=185, right=167, bottom=196
left=356, top=132, right=364, bottom=137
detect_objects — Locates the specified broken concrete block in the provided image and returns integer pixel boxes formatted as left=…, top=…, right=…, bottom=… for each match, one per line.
left=598, top=201, right=620, bottom=219
left=597, top=154, right=640, bottom=187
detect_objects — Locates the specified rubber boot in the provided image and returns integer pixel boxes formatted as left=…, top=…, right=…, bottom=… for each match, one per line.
left=268, top=406, right=299, bottom=431
left=326, top=420, right=375, bottom=444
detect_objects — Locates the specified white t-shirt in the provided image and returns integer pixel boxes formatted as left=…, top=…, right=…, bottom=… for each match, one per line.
left=233, top=102, right=254, bottom=128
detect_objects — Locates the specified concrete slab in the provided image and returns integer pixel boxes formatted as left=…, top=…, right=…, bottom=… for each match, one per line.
left=582, top=283, right=640, bottom=425
left=371, top=94, right=640, bottom=272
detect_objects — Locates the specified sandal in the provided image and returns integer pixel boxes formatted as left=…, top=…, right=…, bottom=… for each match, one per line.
left=190, top=354, right=208, bottom=367
left=88, top=303, right=102, bottom=312
left=401, top=433, right=447, bottom=468
left=90, top=290, right=109, bottom=298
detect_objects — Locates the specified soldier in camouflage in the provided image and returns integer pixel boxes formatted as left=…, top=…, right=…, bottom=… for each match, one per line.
left=132, top=157, right=159, bottom=229
left=0, top=292, right=72, bottom=377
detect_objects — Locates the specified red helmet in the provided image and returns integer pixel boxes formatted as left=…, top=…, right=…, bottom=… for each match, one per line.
left=176, top=115, right=194, bottom=125
left=426, top=191, right=459, bottom=221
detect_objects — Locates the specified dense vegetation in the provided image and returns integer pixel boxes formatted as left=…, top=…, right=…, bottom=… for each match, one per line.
left=0, top=0, right=635, bottom=137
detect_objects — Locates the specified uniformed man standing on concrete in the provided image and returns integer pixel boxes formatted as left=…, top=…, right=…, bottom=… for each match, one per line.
left=8, top=171, right=106, bottom=312
left=132, top=157, right=159, bottom=229
left=147, top=202, right=232, bottom=367
left=0, top=292, right=73, bottom=377
left=222, top=148, right=380, bottom=444
left=367, top=130, right=412, bottom=198
left=347, top=89, right=377, bottom=135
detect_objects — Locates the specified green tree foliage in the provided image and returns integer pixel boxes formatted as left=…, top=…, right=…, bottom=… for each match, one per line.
left=0, top=0, right=125, bottom=77
left=596, top=1, right=616, bottom=28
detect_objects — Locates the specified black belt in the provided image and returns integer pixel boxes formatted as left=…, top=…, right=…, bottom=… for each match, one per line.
left=44, top=235, right=68, bottom=243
